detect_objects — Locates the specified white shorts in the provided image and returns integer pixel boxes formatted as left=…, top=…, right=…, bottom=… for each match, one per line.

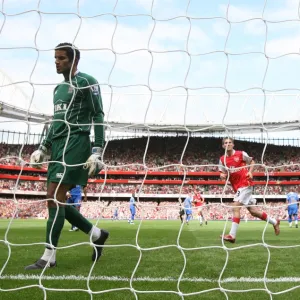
left=197, top=207, right=203, bottom=213
left=233, top=186, right=256, bottom=206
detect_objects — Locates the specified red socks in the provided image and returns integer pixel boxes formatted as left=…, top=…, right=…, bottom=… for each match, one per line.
left=232, top=217, right=240, bottom=224
left=261, top=212, right=267, bottom=221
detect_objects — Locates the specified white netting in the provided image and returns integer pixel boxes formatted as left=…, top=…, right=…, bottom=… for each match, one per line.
left=1, top=0, right=300, bottom=299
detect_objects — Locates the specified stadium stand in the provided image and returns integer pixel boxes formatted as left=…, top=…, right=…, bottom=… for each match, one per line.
left=0, top=137, right=299, bottom=220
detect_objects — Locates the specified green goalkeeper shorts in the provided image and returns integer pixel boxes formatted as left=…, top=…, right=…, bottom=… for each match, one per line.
left=47, top=133, right=91, bottom=185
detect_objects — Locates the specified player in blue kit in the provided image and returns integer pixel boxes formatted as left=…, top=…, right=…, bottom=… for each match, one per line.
left=67, top=185, right=83, bottom=231
left=184, top=194, right=193, bottom=225
left=286, top=191, right=299, bottom=228
left=128, top=193, right=137, bottom=224
left=112, top=207, right=119, bottom=221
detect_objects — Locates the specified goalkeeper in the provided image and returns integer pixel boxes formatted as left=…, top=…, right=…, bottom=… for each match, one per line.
left=25, top=43, right=109, bottom=270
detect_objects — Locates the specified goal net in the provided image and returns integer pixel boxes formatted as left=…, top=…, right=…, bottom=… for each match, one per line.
left=1, top=0, right=300, bottom=299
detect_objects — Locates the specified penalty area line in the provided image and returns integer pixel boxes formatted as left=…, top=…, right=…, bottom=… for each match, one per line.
left=1, top=275, right=300, bottom=283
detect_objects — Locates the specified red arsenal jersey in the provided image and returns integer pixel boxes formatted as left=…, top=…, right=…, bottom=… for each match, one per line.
left=193, top=193, right=204, bottom=207
left=219, top=150, right=253, bottom=192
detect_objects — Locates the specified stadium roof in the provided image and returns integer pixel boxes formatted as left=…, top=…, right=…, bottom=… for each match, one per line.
left=0, top=101, right=52, bottom=124
left=107, top=121, right=300, bottom=134
left=1, top=101, right=299, bottom=134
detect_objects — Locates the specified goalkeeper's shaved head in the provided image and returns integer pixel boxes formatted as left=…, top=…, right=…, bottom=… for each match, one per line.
left=55, top=42, right=80, bottom=64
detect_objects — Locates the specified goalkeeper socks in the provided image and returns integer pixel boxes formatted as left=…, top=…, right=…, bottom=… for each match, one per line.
left=46, top=207, right=65, bottom=247
left=65, top=205, right=93, bottom=234
left=41, top=248, right=56, bottom=264
left=88, top=225, right=101, bottom=242
left=229, top=217, right=240, bottom=237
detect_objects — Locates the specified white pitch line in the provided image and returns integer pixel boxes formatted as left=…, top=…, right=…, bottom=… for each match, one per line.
left=2, top=275, right=300, bottom=283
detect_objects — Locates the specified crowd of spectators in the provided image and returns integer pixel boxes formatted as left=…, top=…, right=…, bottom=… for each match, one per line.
left=0, top=179, right=296, bottom=196
left=0, top=137, right=300, bottom=172
left=0, top=198, right=289, bottom=221
left=0, top=137, right=299, bottom=200
left=0, top=180, right=46, bottom=192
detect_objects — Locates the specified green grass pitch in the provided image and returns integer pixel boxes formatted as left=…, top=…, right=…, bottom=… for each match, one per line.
left=1, top=218, right=300, bottom=300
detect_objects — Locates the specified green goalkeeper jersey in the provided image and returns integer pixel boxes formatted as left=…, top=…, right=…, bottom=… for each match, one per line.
left=41, top=71, right=105, bottom=149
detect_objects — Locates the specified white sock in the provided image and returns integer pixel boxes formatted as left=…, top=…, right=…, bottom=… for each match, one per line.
left=289, top=222, right=292, bottom=227
left=199, top=216, right=203, bottom=223
left=295, top=220, right=298, bottom=225
left=41, top=248, right=56, bottom=263
left=267, top=217, right=277, bottom=225
left=229, top=222, right=239, bottom=238
left=89, top=225, right=101, bottom=242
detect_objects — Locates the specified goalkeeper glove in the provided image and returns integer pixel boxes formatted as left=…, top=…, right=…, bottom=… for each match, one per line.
left=84, top=147, right=104, bottom=176
left=30, top=145, right=47, bottom=169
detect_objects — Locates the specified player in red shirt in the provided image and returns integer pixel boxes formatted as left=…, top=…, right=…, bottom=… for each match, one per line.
left=219, top=138, right=280, bottom=243
left=193, top=190, right=207, bottom=226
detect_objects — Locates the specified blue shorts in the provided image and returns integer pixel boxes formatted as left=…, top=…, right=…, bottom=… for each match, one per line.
left=130, top=208, right=136, bottom=215
left=185, top=209, right=192, bottom=215
left=67, top=195, right=81, bottom=207
left=288, top=206, right=298, bottom=215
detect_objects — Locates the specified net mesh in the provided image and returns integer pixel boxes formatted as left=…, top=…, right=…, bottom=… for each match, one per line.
left=1, top=0, right=300, bottom=299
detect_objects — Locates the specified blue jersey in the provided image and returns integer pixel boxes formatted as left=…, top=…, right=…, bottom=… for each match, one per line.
left=287, top=192, right=299, bottom=208
left=67, top=185, right=82, bottom=206
left=129, top=197, right=135, bottom=210
left=184, top=196, right=192, bottom=209
left=70, top=185, right=82, bottom=197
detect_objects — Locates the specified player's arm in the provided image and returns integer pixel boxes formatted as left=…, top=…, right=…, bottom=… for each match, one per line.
left=37, top=87, right=59, bottom=152
left=41, top=122, right=54, bottom=150
left=85, top=77, right=105, bottom=176
left=200, top=195, right=205, bottom=204
left=30, top=87, right=61, bottom=168
left=88, top=77, right=105, bottom=149
left=30, top=121, right=54, bottom=168
left=83, top=186, right=87, bottom=202
left=218, top=159, right=227, bottom=180
left=242, top=151, right=254, bottom=179
left=247, top=159, right=255, bottom=179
